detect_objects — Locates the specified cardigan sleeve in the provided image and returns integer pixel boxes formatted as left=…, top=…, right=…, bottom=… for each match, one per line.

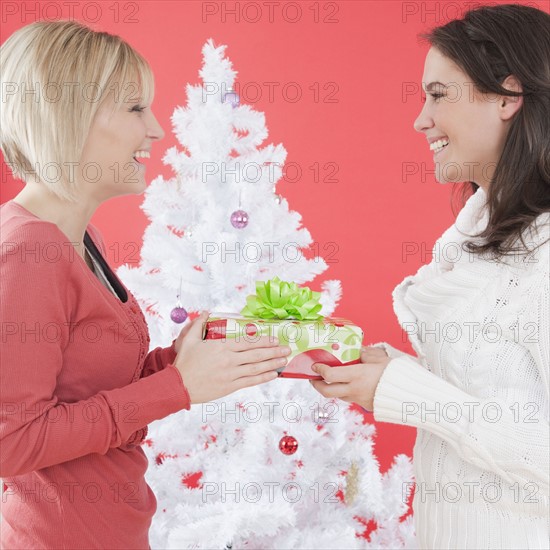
left=372, top=269, right=550, bottom=497
left=0, top=223, right=191, bottom=478
left=141, top=339, right=178, bottom=378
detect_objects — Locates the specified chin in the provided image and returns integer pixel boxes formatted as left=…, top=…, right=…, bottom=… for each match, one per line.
left=434, top=170, right=450, bottom=185
left=129, top=176, right=147, bottom=189
left=435, top=162, right=464, bottom=185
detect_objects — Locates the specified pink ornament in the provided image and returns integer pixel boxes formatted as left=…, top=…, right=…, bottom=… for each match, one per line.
left=230, top=210, right=249, bottom=229
left=279, top=435, right=298, bottom=455
left=222, top=89, right=240, bottom=108
left=314, top=410, right=330, bottom=424
left=170, top=306, right=188, bottom=324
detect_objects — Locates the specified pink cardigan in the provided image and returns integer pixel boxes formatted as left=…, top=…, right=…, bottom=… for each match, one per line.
left=0, top=200, right=190, bottom=549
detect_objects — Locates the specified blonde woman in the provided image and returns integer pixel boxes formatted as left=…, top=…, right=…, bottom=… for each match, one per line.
left=0, top=20, right=291, bottom=549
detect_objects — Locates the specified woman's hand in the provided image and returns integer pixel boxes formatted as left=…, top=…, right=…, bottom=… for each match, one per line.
left=309, top=346, right=392, bottom=412
left=174, top=320, right=192, bottom=355
left=172, top=312, right=292, bottom=404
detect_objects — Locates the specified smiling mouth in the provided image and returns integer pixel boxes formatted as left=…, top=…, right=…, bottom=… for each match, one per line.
left=430, top=138, right=449, bottom=154
left=434, top=143, right=449, bottom=157
left=133, top=151, right=151, bottom=164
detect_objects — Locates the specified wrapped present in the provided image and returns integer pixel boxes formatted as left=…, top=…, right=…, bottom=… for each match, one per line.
left=202, top=277, right=363, bottom=380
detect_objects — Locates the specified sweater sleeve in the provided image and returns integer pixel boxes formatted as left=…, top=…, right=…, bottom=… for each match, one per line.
left=372, top=271, right=550, bottom=496
left=0, top=223, right=191, bottom=478
left=369, top=341, right=420, bottom=362
left=141, top=339, right=178, bottom=378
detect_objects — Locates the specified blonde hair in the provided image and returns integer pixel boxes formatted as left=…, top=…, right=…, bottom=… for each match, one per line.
left=0, top=19, right=154, bottom=203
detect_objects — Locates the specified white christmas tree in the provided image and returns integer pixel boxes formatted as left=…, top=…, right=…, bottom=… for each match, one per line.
left=116, top=39, right=416, bottom=549
left=117, top=38, right=341, bottom=345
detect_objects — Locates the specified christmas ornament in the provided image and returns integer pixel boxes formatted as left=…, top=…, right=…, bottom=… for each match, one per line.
left=222, top=88, right=240, bottom=108
left=279, top=435, right=298, bottom=455
left=344, top=461, right=359, bottom=505
left=230, top=209, right=249, bottom=229
left=170, top=277, right=188, bottom=323
left=170, top=307, right=188, bottom=323
left=315, top=410, right=330, bottom=424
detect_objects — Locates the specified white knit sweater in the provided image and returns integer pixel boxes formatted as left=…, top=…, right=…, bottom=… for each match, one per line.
left=372, top=187, right=549, bottom=550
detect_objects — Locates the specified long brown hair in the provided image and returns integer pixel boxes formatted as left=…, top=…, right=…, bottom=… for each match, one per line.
left=419, top=4, right=550, bottom=260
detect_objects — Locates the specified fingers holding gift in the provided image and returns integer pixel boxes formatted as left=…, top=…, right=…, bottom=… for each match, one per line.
left=236, top=345, right=292, bottom=366
left=231, top=349, right=290, bottom=390
left=309, top=361, right=390, bottom=411
left=228, top=334, right=281, bottom=352
left=361, top=346, right=389, bottom=362
left=310, top=363, right=358, bottom=383
left=235, top=353, right=289, bottom=378
left=309, top=379, right=350, bottom=400
left=232, top=369, right=280, bottom=392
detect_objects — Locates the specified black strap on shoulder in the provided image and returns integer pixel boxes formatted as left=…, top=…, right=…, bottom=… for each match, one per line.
left=84, top=231, right=128, bottom=303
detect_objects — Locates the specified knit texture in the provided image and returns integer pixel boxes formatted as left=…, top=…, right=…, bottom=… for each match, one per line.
left=372, top=188, right=549, bottom=549
left=0, top=200, right=190, bottom=549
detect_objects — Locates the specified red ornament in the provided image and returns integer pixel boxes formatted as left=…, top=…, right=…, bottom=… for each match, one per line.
left=279, top=435, right=298, bottom=455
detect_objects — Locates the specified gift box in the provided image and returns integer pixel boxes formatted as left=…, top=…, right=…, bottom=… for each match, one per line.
left=202, top=277, right=364, bottom=380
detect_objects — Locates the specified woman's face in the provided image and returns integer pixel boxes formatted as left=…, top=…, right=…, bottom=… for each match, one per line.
left=413, top=47, right=517, bottom=189
left=78, top=82, right=165, bottom=202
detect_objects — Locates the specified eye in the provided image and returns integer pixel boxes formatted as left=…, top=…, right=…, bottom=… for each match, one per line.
left=130, top=105, right=146, bottom=113
left=421, top=92, right=444, bottom=103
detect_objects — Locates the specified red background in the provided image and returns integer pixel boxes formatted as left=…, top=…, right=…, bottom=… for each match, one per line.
left=2, top=0, right=547, bottom=472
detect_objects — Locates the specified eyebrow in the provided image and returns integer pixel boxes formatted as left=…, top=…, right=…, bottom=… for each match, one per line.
left=423, top=81, right=448, bottom=91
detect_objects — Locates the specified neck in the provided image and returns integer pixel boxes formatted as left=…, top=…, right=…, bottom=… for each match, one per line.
left=11, top=184, right=98, bottom=260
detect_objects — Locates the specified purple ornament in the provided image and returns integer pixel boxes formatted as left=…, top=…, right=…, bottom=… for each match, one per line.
left=222, top=89, right=240, bottom=108
left=170, top=306, right=188, bottom=324
left=230, top=209, right=249, bottom=229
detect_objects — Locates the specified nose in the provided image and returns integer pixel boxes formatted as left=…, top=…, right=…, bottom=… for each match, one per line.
left=147, top=110, right=165, bottom=141
left=413, top=99, right=433, bottom=134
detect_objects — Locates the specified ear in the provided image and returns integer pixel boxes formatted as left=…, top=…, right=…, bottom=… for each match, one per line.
left=499, top=75, right=523, bottom=121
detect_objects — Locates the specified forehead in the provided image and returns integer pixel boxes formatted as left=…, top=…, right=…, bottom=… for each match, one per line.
left=115, top=65, right=154, bottom=105
left=106, top=77, right=149, bottom=110
left=421, top=47, right=467, bottom=91
left=121, top=70, right=148, bottom=103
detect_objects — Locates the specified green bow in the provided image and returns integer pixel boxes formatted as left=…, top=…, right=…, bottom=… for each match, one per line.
left=240, top=276, right=323, bottom=320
